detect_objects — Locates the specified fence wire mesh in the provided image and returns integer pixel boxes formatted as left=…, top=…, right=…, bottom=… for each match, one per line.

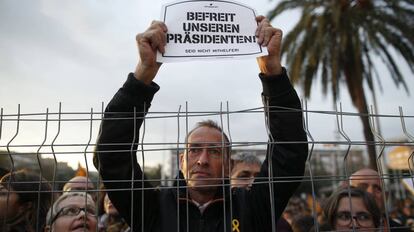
left=0, top=103, right=413, bottom=231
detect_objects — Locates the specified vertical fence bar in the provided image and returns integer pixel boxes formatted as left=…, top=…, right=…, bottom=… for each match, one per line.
left=49, top=103, right=62, bottom=225
left=36, top=108, right=49, bottom=232
left=369, top=105, right=389, bottom=231
left=176, top=105, right=182, bottom=232
left=226, top=101, right=233, bottom=232
left=303, top=100, right=318, bottom=232
left=140, top=104, right=146, bottom=232
left=336, top=103, right=355, bottom=231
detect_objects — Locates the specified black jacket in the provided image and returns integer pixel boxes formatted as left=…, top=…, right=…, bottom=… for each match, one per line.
left=94, top=71, right=308, bottom=232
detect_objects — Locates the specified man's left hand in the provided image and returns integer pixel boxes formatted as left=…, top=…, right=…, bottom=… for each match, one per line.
left=255, top=16, right=283, bottom=76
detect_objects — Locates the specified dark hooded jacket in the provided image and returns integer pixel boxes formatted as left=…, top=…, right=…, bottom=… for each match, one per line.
left=94, top=70, right=308, bottom=232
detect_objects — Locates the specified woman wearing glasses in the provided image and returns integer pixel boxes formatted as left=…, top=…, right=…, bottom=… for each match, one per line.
left=0, top=169, right=52, bottom=232
left=324, top=187, right=381, bottom=231
left=45, top=191, right=97, bottom=232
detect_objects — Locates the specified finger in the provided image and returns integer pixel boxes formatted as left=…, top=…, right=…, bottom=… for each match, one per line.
left=152, top=23, right=168, bottom=53
left=158, top=24, right=168, bottom=52
left=155, top=30, right=167, bottom=54
left=257, top=23, right=265, bottom=45
left=257, top=18, right=271, bottom=45
left=255, top=15, right=265, bottom=36
left=153, top=22, right=168, bottom=33
left=262, top=27, right=276, bottom=47
left=151, top=21, right=168, bottom=33
left=256, top=15, right=265, bottom=22
left=152, top=31, right=163, bottom=52
left=141, top=29, right=166, bottom=53
left=136, top=33, right=149, bottom=49
left=266, top=28, right=283, bottom=56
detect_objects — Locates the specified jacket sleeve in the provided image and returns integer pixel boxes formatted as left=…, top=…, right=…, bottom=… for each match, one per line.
left=249, top=68, right=308, bottom=229
left=93, top=73, right=160, bottom=230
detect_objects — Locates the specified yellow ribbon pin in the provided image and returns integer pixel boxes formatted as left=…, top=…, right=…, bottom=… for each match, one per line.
left=232, top=219, right=240, bottom=232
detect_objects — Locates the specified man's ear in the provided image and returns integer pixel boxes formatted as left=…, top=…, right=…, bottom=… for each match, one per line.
left=179, top=152, right=184, bottom=170
left=230, top=159, right=234, bottom=171
left=223, top=158, right=231, bottom=177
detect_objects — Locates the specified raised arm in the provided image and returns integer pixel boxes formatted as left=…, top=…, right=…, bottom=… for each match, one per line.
left=248, top=16, right=308, bottom=228
left=94, top=21, right=168, bottom=230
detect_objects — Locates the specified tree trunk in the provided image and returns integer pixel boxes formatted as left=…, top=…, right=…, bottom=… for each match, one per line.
left=345, top=74, right=378, bottom=170
left=355, top=92, right=378, bottom=171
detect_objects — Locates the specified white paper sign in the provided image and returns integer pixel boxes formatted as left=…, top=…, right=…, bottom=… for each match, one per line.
left=157, top=0, right=267, bottom=62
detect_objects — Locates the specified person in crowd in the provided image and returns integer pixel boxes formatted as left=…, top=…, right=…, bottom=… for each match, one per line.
left=94, top=16, right=308, bottom=231
left=230, top=153, right=262, bottom=189
left=398, top=199, right=414, bottom=231
left=323, top=186, right=381, bottom=231
left=98, top=193, right=130, bottom=232
left=230, top=153, right=293, bottom=232
left=63, top=176, right=96, bottom=199
left=0, top=169, right=52, bottom=232
left=351, top=168, right=410, bottom=231
left=44, top=191, right=97, bottom=232
left=283, top=196, right=310, bottom=225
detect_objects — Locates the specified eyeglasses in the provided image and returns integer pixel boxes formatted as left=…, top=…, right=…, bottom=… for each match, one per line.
left=50, top=206, right=96, bottom=225
left=336, top=211, right=374, bottom=227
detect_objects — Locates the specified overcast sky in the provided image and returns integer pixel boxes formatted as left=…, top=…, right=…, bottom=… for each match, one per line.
left=0, top=0, right=413, bottom=172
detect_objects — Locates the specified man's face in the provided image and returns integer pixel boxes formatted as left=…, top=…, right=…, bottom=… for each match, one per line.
left=350, top=170, right=384, bottom=211
left=230, top=162, right=260, bottom=189
left=180, top=126, right=228, bottom=192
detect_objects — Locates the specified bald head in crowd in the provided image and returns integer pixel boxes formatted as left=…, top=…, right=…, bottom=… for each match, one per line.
left=63, top=176, right=95, bottom=193
left=350, top=168, right=384, bottom=211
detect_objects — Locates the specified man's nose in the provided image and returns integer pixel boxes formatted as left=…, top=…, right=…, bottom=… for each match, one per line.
left=247, top=177, right=255, bottom=188
left=366, top=185, right=374, bottom=194
left=350, top=217, right=360, bottom=229
left=197, top=149, right=209, bottom=165
left=76, top=209, right=87, bottom=219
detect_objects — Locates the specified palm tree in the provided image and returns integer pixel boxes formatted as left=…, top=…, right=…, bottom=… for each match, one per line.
left=267, top=0, right=414, bottom=170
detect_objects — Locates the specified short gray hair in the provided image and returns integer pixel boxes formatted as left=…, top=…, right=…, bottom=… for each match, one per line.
left=45, top=191, right=95, bottom=225
left=185, top=120, right=231, bottom=157
left=231, top=153, right=261, bottom=170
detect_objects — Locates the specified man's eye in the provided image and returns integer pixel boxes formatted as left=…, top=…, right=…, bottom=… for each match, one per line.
left=189, top=148, right=201, bottom=153
left=208, top=149, right=220, bottom=155
left=357, top=213, right=372, bottom=221
left=373, top=185, right=382, bottom=192
left=237, top=174, right=249, bottom=178
left=357, top=183, right=369, bottom=190
left=337, top=212, right=351, bottom=220
left=64, top=207, right=80, bottom=216
left=86, top=207, right=96, bottom=215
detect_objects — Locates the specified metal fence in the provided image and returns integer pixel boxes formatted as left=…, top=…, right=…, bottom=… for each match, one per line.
left=0, top=103, right=413, bottom=231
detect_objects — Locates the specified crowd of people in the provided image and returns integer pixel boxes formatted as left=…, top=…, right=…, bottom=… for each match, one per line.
left=1, top=161, right=413, bottom=231
left=1, top=15, right=413, bottom=232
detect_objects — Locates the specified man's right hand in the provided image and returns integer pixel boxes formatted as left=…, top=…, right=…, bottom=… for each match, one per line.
left=134, top=21, right=168, bottom=85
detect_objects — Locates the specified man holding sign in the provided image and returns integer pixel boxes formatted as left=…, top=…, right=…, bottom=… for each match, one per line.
left=95, top=15, right=307, bottom=232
